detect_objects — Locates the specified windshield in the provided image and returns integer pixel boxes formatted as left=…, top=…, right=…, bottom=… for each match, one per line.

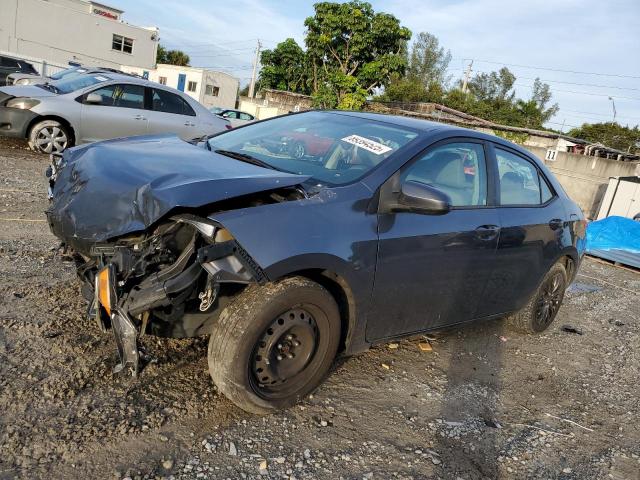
left=207, top=111, right=419, bottom=186
left=49, top=66, right=88, bottom=81
left=46, top=74, right=110, bottom=94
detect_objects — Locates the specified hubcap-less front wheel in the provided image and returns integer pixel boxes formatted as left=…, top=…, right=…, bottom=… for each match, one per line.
left=251, top=307, right=319, bottom=398
left=35, top=126, right=68, bottom=153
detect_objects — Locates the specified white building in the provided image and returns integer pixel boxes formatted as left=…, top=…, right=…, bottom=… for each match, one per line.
left=126, top=64, right=240, bottom=110
left=0, top=0, right=158, bottom=74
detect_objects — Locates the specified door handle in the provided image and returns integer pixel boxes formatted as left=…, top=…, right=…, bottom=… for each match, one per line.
left=475, top=225, right=500, bottom=240
left=549, top=218, right=564, bottom=230
left=184, top=121, right=195, bottom=126
left=134, top=114, right=146, bottom=120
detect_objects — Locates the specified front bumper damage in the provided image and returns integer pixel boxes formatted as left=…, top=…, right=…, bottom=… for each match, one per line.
left=88, top=225, right=266, bottom=376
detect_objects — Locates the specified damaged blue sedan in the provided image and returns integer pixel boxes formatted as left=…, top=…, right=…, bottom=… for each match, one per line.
left=46, top=111, right=586, bottom=414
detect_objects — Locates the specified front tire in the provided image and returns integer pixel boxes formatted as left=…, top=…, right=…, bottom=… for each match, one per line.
left=208, top=276, right=341, bottom=414
left=28, top=120, right=72, bottom=154
left=507, top=262, right=568, bottom=334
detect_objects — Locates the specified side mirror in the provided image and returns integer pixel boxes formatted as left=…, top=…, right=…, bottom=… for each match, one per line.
left=396, top=180, right=451, bottom=214
left=85, top=93, right=102, bottom=104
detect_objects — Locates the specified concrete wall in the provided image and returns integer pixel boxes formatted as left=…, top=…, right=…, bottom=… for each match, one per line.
left=526, top=146, right=639, bottom=218
left=0, top=0, right=158, bottom=69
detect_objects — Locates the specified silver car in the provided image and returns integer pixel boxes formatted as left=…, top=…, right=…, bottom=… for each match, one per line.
left=211, top=108, right=255, bottom=128
left=0, top=73, right=230, bottom=153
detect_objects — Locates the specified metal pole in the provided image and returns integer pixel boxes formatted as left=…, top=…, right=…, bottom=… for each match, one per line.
left=249, top=39, right=262, bottom=99
left=461, top=60, right=473, bottom=94
left=608, top=96, right=617, bottom=121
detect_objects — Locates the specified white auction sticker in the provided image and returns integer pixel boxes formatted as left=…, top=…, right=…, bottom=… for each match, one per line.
left=341, top=134, right=392, bottom=155
left=94, top=75, right=108, bottom=81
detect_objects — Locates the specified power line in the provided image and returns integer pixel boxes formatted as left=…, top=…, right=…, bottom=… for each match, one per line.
left=447, top=67, right=640, bottom=93
left=459, top=58, right=640, bottom=80
left=514, top=83, right=640, bottom=101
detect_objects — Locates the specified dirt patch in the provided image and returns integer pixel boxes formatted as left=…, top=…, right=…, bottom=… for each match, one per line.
left=0, top=138, right=638, bottom=479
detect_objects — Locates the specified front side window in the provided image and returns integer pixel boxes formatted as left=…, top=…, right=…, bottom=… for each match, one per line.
left=496, top=148, right=553, bottom=205
left=86, top=83, right=145, bottom=109
left=207, top=111, right=419, bottom=186
left=112, top=34, right=134, bottom=54
left=402, top=142, right=487, bottom=207
left=239, top=113, right=253, bottom=120
left=151, top=88, right=196, bottom=116
left=187, top=81, right=197, bottom=92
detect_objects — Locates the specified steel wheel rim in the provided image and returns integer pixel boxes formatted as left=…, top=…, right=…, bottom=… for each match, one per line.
left=534, top=272, right=564, bottom=329
left=250, top=307, right=319, bottom=398
left=36, top=126, right=67, bottom=153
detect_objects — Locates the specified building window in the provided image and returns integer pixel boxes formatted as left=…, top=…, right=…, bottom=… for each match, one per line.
left=205, top=85, right=219, bottom=96
left=187, top=81, right=197, bottom=92
left=112, top=34, right=134, bottom=54
left=158, top=76, right=167, bottom=85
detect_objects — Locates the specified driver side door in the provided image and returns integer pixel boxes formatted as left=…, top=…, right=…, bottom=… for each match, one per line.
left=366, top=139, right=501, bottom=341
left=78, top=83, right=148, bottom=143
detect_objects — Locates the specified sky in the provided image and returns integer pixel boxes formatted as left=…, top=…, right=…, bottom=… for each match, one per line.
left=115, top=0, right=640, bottom=131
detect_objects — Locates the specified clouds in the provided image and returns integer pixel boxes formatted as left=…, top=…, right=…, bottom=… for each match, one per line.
left=117, top=0, right=640, bottom=127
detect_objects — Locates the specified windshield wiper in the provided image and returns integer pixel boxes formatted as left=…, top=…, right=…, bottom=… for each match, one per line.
left=214, top=149, right=280, bottom=171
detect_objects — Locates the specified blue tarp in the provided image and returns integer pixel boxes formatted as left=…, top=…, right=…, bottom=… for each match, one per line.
left=586, top=216, right=640, bottom=254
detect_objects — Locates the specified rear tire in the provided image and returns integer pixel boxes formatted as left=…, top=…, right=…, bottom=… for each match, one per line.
left=28, top=120, right=72, bottom=154
left=507, top=262, right=568, bottom=334
left=208, top=276, right=341, bottom=414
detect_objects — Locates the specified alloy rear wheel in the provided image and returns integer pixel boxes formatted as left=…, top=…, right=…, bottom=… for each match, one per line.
left=507, top=262, right=568, bottom=334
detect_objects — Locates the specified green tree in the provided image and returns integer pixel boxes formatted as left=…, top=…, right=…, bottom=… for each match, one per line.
left=376, top=31, right=450, bottom=103
left=259, top=38, right=310, bottom=94
left=304, top=1, right=411, bottom=109
left=156, top=45, right=190, bottom=66
left=407, top=32, right=451, bottom=88
left=166, top=50, right=190, bottom=66
left=568, top=122, right=640, bottom=152
left=467, top=67, right=516, bottom=102
left=156, top=44, right=168, bottom=64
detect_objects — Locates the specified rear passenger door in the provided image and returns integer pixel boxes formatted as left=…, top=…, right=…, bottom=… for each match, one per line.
left=78, top=83, right=148, bottom=143
left=476, top=144, right=566, bottom=317
left=145, top=87, right=199, bottom=140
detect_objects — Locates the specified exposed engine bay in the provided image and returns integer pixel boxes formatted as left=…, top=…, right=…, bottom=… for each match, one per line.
left=68, top=188, right=305, bottom=375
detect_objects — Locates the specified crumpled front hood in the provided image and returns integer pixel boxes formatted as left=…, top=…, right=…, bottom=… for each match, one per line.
left=46, top=135, right=309, bottom=251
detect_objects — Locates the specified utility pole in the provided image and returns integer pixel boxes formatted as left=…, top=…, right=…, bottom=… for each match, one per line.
left=608, top=96, right=617, bottom=121
left=461, top=60, right=473, bottom=94
left=249, top=39, right=262, bottom=99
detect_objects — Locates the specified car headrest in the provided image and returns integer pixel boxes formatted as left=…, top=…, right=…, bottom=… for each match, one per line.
left=432, top=152, right=466, bottom=189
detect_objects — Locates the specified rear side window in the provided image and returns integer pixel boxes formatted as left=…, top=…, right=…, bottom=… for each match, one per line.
left=87, top=83, right=145, bottom=109
left=496, top=148, right=554, bottom=205
left=402, top=142, right=488, bottom=207
left=151, top=88, right=196, bottom=116
left=239, top=113, right=253, bottom=121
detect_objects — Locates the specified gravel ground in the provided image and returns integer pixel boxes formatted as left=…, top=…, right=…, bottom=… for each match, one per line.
left=0, top=139, right=639, bottom=480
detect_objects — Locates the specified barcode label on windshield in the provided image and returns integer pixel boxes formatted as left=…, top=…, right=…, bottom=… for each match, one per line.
left=341, top=135, right=392, bottom=155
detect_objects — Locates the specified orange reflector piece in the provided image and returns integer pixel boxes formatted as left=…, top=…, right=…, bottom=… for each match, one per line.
left=97, top=267, right=112, bottom=316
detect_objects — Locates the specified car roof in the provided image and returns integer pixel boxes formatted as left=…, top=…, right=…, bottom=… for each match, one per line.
left=324, top=110, right=453, bottom=133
